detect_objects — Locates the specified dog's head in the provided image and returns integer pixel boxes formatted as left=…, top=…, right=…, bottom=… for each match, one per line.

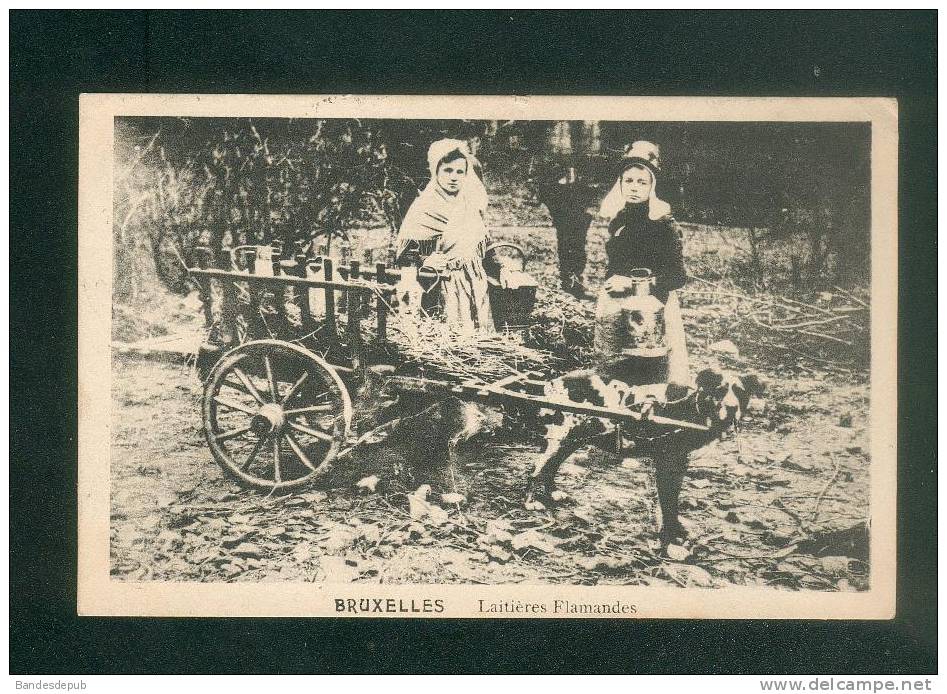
left=694, top=368, right=765, bottom=435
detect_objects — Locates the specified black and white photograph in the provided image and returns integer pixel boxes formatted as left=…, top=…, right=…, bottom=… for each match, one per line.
left=77, top=94, right=897, bottom=618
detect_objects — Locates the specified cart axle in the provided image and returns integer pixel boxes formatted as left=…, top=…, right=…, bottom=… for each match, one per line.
left=251, top=403, right=286, bottom=435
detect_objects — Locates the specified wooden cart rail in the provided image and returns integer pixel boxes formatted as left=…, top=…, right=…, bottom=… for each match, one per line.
left=188, top=266, right=395, bottom=294
left=188, top=246, right=452, bottom=348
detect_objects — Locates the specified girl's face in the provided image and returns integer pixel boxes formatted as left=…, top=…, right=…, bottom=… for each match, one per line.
left=436, top=156, right=467, bottom=195
left=620, top=165, right=653, bottom=205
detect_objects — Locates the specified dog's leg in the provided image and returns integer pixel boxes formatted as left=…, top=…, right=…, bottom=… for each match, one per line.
left=525, top=434, right=583, bottom=507
left=526, top=418, right=602, bottom=507
left=653, top=449, right=690, bottom=548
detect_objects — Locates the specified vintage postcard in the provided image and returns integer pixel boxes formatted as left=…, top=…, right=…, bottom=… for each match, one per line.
left=78, top=94, right=896, bottom=618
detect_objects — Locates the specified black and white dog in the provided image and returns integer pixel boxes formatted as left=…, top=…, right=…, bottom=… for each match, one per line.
left=351, top=365, right=762, bottom=549
left=525, top=368, right=764, bottom=548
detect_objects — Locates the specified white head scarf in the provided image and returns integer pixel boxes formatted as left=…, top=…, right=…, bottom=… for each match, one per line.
left=598, top=141, right=672, bottom=221
left=424, top=138, right=488, bottom=212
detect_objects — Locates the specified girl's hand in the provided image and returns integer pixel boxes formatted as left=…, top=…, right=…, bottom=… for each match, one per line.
left=423, top=252, right=449, bottom=271
left=603, top=275, right=632, bottom=295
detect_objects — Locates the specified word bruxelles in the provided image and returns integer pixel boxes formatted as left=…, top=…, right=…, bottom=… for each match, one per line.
left=478, top=599, right=639, bottom=615
left=335, top=598, right=445, bottom=614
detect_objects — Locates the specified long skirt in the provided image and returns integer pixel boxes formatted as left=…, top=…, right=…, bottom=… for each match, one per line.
left=441, top=258, right=494, bottom=334
left=593, top=288, right=690, bottom=386
left=663, top=290, right=690, bottom=385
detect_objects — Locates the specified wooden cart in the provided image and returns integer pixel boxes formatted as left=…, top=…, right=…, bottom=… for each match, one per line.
left=188, top=245, right=709, bottom=493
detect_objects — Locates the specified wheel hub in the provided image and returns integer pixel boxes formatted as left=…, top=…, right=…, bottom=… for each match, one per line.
left=251, top=402, right=285, bottom=435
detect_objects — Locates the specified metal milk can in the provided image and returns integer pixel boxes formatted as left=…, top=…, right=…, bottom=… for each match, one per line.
left=593, top=268, right=668, bottom=366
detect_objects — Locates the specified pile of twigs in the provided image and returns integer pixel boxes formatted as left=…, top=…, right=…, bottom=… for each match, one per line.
left=387, top=312, right=555, bottom=381
left=525, top=286, right=597, bottom=368
left=682, top=277, right=869, bottom=370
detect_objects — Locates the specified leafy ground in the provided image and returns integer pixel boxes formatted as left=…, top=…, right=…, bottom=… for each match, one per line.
left=111, top=222, right=871, bottom=589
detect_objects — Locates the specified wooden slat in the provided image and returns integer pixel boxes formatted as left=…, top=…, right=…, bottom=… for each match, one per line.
left=271, top=251, right=289, bottom=337
left=294, top=253, right=313, bottom=334
left=323, top=258, right=336, bottom=339
left=347, top=260, right=361, bottom=341
left=217, top=248, right=237, bottom=344
left=194, top=247, right=213, bottom=328
left=375, top=262, right=388, bottom=343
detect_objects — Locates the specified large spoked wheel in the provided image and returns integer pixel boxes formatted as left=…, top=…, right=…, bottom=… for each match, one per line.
left=202, top=339, right=352, bottom=492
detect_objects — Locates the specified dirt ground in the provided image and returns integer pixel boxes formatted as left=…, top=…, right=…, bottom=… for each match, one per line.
left=110, top=223, right=872, bottom=590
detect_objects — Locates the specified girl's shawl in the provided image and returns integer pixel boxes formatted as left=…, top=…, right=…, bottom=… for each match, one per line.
left=397, top=139, right=489, bottom=262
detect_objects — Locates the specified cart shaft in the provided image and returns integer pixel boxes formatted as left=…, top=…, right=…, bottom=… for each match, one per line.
left=386, top=375, right=710, bottom=432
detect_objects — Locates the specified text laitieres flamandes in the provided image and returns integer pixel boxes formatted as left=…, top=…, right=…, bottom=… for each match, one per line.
left=478, top=599, right=638, bottom=615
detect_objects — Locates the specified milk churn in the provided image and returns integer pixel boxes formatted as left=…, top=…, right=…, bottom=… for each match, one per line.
left=394, top=266, right=425, bottom=314
left=593, top=268, right=668, bottom=366
left=620, top=268, right=667, bottom=358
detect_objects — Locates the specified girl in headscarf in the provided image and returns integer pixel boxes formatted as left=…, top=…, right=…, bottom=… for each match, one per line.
left=596, top=141, right=690, bottom=385
left=396, top=138, right=494, bottom=333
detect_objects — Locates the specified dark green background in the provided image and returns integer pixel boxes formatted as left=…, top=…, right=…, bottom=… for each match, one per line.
left=10, top=10, right=937, bottom=674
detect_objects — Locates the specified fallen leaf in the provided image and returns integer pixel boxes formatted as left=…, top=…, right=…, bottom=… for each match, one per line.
left=772, top=544, right=799, bottom=558
left=559, top=462, right=589, bottom=477
left=665, top=543, right=691, bottom=562
left=356, top=475, right=380, bottom=493
left=408, top=493, right=449, bottom=526
left=230, top=542, right=264, bottom=559
left=820, top=555, right=851, bottom=574
left=511, top=529, right=557, bottom=554
left=745, top=517, right=770, bottom=531
left=221, top=532, right=256, bottom=549
left=577, top=556, right=630, bottom=572
left=221, top=562, right=244, bottom=578
left=441, top=492, right=466, bottom=505
left=320, top=556, right=360, bottom=583
left=486, top=545, right=512, bottom=563
left=156, top=529, right=180, bottom=546
left=709, top=339, right=740, bottom=357
left=680, top=564, right=714, bottom=586
left=357, top=524, right=382, bottom=544
left=321, top=531, right=356, bottom=553
left=780, top=459, right=815, bottom=473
